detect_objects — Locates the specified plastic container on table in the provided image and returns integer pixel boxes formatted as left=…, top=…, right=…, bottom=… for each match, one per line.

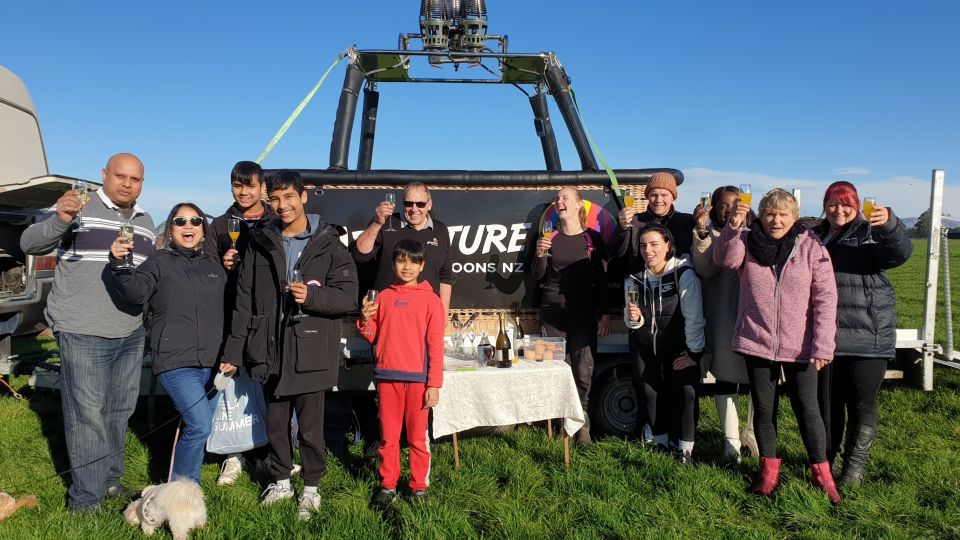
left=518, top=337, right=566, bottom=362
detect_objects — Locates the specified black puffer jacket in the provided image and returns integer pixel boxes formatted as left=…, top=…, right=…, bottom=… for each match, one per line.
left=813, top=210, right=913, bottom=358
left=222, top=219, right=358, bottom=396
left=111, top=246, right=227, bottom=374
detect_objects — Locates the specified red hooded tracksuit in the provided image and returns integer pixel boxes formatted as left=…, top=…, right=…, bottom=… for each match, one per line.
left=357, top=281, right=444, bottom=492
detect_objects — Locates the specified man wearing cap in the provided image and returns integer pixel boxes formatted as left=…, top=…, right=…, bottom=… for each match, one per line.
left=614, top=171, right=696, bottom=272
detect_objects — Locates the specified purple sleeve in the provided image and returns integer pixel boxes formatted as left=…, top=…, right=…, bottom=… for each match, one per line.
left=809, top=241, right=838, bottom=360
left=713, top=222, right=746, bottom=271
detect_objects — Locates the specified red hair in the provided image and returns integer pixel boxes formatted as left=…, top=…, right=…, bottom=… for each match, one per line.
left=823, top=181, right=859, bottom=210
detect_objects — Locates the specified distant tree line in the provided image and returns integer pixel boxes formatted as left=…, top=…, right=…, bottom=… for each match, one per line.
left=909, top=210, right=960, bottom=239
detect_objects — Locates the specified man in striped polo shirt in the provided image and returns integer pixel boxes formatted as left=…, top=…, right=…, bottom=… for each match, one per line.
left=20, top=153, right=155, bottom=512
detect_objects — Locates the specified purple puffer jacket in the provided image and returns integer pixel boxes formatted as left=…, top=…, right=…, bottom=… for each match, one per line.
left=713, top=223, right=837, bottom=363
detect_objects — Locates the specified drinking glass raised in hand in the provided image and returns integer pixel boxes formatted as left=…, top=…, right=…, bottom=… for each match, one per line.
left=862, top=197, right=878, bottom=244
left=738, top=184, right=752, bottom=231
left=73, top=180, right=90, bottom=232
left=228, top=217, right=242, bottom=262
left=384, top=192, right=397, bottom=232
left=290, top=268, right=306, bottom=319
left=117, top=224, right=135, bottom=269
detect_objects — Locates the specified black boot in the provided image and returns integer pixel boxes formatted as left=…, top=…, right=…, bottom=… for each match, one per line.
left=839, top=424, right=877, bottom=486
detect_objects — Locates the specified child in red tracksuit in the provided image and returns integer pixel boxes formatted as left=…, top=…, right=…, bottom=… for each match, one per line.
left=357, top=238, right=445, bottom=509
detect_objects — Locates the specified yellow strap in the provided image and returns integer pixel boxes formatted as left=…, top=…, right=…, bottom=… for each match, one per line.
left=256, top=52, right=348, bottom=164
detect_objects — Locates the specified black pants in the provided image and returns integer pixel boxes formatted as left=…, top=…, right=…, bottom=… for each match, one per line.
left=631, top=343, right=699, bottom=442
left=746, top=356, right=827, bottom=463
left=265, top=378, right=327, bottom=485
left=541, top=307, right=597, bottom=415
left=827, top=356, right=887, bottom=456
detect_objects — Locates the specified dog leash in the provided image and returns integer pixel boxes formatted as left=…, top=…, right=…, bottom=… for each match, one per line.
left=1, top=385, right=219, bottom=494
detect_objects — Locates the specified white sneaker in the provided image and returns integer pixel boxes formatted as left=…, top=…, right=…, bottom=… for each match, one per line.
left=217, top=456, right=244, bottom=486
left=297, top=491, right=321, bottom=521
left=260, top=483, right=295, bottom=506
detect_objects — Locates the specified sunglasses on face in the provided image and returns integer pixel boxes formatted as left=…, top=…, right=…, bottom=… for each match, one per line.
left=172, top=216, right=204, bottom=227
left=403, top=200, right=428, bottom=208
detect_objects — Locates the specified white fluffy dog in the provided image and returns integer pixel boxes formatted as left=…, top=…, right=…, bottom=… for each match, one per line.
left=123, top=478, right=206, bottom=540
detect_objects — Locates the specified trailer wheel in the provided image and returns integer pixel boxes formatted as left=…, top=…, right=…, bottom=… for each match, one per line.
left=590, top=366, right=637, bottom=438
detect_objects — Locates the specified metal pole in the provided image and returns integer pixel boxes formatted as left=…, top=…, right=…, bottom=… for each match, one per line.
left=328, top=63, right=366, bottom=170
left=529, top=92, right=562, bottom=171
left=921, top=170, right=946, bottom=391
left=357, top=86, right=380, bottom=171
left=543, top=61, right=599, bottom=172
left=943, top=227, right=954, bottom=360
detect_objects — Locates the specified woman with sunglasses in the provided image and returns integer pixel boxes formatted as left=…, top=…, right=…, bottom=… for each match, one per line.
left=110, top=203, right=227, bottom=483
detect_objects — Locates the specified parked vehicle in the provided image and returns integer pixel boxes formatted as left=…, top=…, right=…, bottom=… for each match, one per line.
left=0, top=65, right=87, bottom=375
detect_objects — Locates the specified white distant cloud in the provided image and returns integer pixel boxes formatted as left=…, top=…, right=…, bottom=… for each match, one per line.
left=680, top=167, right=957, bottom=219
left=832, top=166, right=871, bottom=176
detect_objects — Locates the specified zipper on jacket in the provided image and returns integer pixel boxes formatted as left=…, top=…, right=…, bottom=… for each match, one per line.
left=192, top=258, right=202, bottom=366
left=772, top=235, right=803, bottom=360
left=772, top=266, right=781, bottom=360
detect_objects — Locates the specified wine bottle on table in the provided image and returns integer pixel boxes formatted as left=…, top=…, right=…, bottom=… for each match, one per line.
left=496, top=313, right=512, bottom=368
left=514, top=309, right=524, bottom=362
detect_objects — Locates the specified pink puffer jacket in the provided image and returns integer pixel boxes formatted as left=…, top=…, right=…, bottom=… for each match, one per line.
left=713, top=223, right=837, bottom=363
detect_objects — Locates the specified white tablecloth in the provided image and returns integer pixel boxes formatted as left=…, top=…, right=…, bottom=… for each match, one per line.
left=432, top=358, right=586, bottom=438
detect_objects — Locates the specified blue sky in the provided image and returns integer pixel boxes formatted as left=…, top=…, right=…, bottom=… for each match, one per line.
left=3, top=0, right=958, bottom=220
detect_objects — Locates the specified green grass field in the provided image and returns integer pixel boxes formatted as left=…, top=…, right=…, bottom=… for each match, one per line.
left=1, top=240, right=959, bottom=539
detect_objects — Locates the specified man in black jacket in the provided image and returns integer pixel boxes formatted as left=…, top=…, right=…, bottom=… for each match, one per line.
left=203, top=161, right=278, bottom=272
left=222, top=170, right=358, bottom=521
left=614, top=171, right=697, bottom=271
left=351, top=182, right=453, bottom=312
left=202, top=160, right=279, bottom=485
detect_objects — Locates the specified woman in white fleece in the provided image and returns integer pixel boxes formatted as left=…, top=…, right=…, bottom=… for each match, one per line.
left=624, top=224, right=705, bottom=462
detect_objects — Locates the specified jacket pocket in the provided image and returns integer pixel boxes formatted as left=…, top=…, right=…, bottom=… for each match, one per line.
left=245, top=315, right=269, bottom=366
left=294, top=324, right=330, bottom=373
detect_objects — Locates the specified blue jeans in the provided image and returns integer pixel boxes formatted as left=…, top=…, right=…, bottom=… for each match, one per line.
left=157, top=367, right=215, bottom=483
left=57, top=327, right=145, bottom=510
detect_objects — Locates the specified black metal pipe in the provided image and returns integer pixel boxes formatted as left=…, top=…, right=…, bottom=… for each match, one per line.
left=356, top=87, right=380, bottom=171
left=328, top=64, right=366, bottom=170
left=529, top=93, right=562, bottom=171
left=276, top=168, right=684, bottom=187
left=544, top=61, right=598, bottom=172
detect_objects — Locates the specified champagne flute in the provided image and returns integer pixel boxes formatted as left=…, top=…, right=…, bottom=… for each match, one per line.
left=117, top=220, right=135, bottom=269
left=862, top=197, right=878, bottom=245
left=227, top=217, right=242, bottom=262
left=738, top=184, right=752, bottom=231
left=626, top=283, right=640, bottom=307
left=623, top=191, right=636, bottom=227
left=73, top=180, right=90, bottom=232
left=541, top=220, right=554, bottom=257
left=384, top=192, right=397, bottom=232
left=289, top=268, right=306, bottom=319
left=700, top=192, right=711, bottom=211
